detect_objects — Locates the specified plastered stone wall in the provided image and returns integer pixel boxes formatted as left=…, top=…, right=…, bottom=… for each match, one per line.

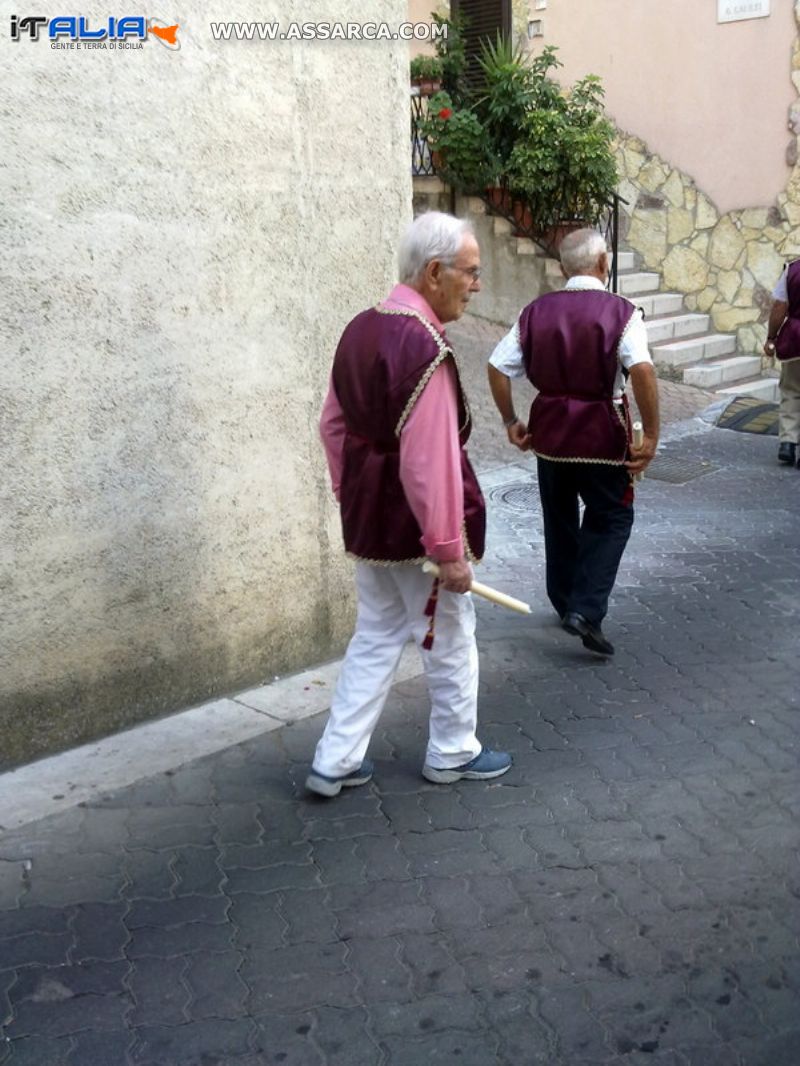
left=1, top=2, right=411, bottom=766
left=615, top=1, right=800, bottom=355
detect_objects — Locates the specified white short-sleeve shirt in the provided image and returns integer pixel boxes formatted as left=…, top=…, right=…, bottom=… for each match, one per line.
left=772, top=269, right=788, bottom=302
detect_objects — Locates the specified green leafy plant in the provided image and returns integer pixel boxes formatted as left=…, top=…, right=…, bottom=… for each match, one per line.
left=415, top=34, right=617, bottom=235
left=410, top=54, right=443, bottom=85
left=473, top=33, right=537, bottom=166
left=505, top=122, right=619, bottom=230
left=505, top=82, right=618, bottom=231
left=420, top=91, right=498, bottom=193
left=432, top=13, right=468, bottom=105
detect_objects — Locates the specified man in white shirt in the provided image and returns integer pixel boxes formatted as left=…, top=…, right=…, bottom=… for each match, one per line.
left=487, top=229, right=659, bottom=656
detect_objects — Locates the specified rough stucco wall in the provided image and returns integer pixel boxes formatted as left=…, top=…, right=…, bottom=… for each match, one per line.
left=1, top=1, right=411, bottom=766
left=528, top=0, right=795, bottom=214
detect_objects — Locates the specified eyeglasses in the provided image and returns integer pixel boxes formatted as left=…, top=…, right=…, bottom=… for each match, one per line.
left=443, top=262, right=482, bottom=281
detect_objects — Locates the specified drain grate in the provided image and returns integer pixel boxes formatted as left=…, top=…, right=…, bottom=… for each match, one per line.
left=645, top=455, right=718, bottom=484
left=492, top=483, right=537, bottom=513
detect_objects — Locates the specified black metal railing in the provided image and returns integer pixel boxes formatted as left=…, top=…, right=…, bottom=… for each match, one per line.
left=477, top=180, right=627, bottom=293
left=410, top=88, right=437, bottom=177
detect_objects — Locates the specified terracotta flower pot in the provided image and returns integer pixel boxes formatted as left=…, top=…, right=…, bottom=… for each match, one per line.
left=511, top=199, right=534, bottom=236
left=417, top=78, right=442, bottom=96
left=484, top=185, right=513, bottom=213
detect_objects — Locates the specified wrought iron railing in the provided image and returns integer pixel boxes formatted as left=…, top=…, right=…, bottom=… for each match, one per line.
left=410, top=88, right=437, bottom=177
left=478, top=181, right=627, bottom=293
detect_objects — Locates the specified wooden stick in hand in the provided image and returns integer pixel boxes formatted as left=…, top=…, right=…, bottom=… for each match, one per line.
left=632, top=421, right=644, bottom=482
left=422, top=561, right=531, bottom=615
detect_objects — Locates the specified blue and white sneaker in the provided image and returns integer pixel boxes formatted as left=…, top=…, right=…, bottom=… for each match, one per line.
left=305, top=758, right=374, bottom=798
left=422, top=749, right=512, bottom=784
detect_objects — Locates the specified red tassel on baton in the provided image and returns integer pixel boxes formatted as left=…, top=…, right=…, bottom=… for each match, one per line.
left=422, top=577, right=439, bottom=650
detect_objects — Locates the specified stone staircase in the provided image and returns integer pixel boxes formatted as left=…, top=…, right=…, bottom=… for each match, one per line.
left=614, top=251, right=779, bottom=402
left=494, top=211, right=779, bottom=401
left=414, top=183, right=780, bottom=403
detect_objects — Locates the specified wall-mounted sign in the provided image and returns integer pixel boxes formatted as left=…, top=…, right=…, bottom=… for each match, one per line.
left=718, top=0, right=770, bottom=23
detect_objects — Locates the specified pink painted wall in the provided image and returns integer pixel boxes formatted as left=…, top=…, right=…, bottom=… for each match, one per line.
left=529, top=0, right=795, bottom=214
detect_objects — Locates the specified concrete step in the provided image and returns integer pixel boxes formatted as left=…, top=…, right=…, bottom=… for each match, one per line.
left=618, top=271, right=660, bottom=295
left=493, top=216, right=513, bottom=237
left=635, top=292, right=685, bottom=316
left=683, top=355, right=763, bottom=389
left=513, top=236, right=541, bottom=256
left=613, top=250, right=636, bottom=272
left=645, top=313, right=710, bottom=344
left=653, top=333, right=737, bottom=368
left=716, top=377, right=781, bottom=402
left=465, top=196, right=487, bottom=215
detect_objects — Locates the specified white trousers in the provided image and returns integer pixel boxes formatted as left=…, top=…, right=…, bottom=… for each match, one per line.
left=312, top=562, right=481, bottom=777
left=779, top=358, right=800, bottom=444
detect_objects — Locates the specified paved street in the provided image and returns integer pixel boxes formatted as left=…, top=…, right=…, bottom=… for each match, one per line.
left=1, top=360, right=798, bottom=1064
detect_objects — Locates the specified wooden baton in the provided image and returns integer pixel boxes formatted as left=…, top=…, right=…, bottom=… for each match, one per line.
left=422, top=561, right=531, bottom=615
left=632, top=421, right=644, bottom=482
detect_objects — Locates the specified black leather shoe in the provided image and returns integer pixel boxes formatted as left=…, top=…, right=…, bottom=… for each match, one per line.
left=778, top=442, right=797, bottom=465
left=562, top=612, right=615, bottom=656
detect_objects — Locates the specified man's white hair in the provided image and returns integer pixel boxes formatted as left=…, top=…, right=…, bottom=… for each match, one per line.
left=398, top=212, right=475, bottom=284
left=559, top=228, right=608, bottom=277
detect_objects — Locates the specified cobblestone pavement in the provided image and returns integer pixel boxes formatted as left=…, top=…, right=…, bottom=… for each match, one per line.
left=1, top=384, right=799, bottom=1064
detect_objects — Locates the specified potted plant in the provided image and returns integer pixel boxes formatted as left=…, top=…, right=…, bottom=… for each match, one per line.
left=473, top=39, right=561, bottom=216
left=560, top=74, right=618, bottom=222
left=410, top=54, right=443, bottom=95
left=420, top=92, right=498, bottom=193
left=474, top=35, right=539, bottom=167
left=477, top=42, right=617, bottom=253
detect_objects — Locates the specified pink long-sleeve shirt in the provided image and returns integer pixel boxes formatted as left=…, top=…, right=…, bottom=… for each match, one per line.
left=319, top=284, right=465, bottom=563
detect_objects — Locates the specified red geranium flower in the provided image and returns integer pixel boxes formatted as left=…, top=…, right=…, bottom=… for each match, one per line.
left=438, top=108, right=452, bottom=119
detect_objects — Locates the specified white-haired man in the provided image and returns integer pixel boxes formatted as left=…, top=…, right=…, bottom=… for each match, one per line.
left=307, top=212, right=512, bottom=797
left=488, top=228, right=659, bottom=656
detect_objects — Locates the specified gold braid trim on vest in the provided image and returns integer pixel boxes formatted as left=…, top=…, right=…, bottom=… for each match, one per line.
left=374, top=305, right=471, bottom=438
left=532, top=452, right=627, bottom=466
left=461, top=520, right=478, bottom=563
left=345, top=552, right=428, bottom=567
left=345, top=536, right=481, bottom=568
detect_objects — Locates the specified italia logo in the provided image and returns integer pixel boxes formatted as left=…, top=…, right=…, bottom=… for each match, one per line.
left=10, top=15, right=181, bottom=49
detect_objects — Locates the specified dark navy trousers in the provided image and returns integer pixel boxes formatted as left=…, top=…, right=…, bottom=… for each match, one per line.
left=536, top=457, right=634, bottom=626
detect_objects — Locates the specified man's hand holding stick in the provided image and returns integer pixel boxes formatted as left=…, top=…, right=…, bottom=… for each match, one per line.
left=423, top=561, right=531, bottom=615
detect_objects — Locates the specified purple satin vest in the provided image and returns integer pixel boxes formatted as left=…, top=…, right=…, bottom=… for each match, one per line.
left=331, top=307, right=486, bottom=564
left=776, top=260, right=800, bottom=362
left=519, top=289, right=635, bottom=463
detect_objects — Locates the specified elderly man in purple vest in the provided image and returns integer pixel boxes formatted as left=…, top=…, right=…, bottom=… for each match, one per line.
left=306, top=212, right=512, bottom=797
left=487, top=228, right=659, bottom=657
left=764, top=260, right=800, bottom=467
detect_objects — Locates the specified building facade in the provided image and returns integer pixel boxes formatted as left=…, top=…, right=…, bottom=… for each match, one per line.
left=2, top=1, right=412, bottom=766
left=409, top=0, right=800, bottom=351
